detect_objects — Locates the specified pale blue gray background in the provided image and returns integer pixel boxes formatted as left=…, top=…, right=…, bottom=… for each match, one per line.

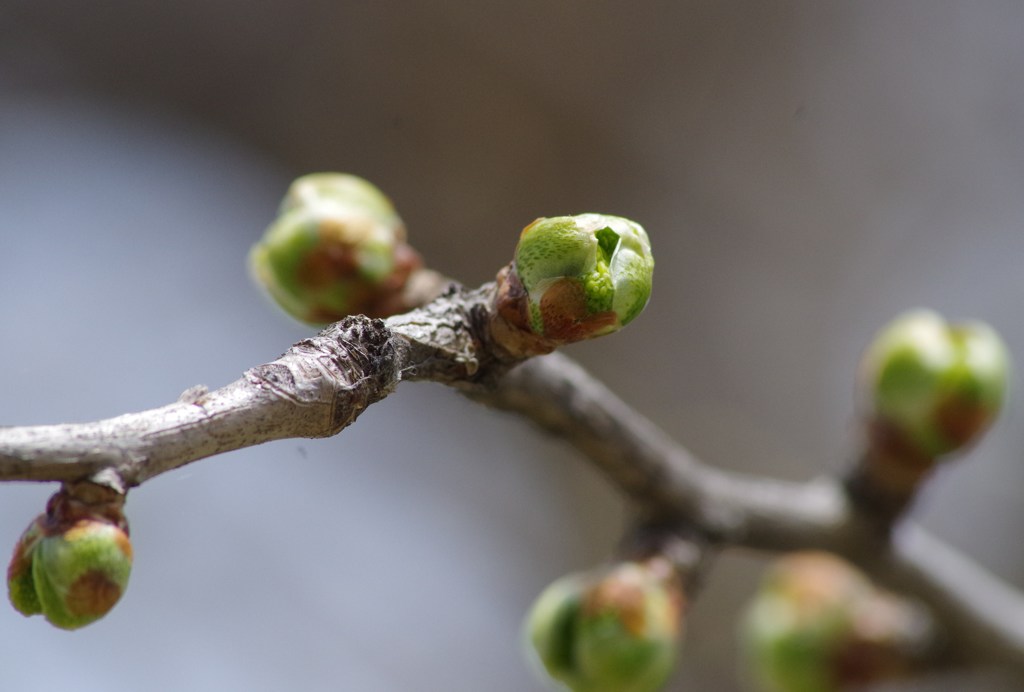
left=1, top=3, right=1024, bottom=690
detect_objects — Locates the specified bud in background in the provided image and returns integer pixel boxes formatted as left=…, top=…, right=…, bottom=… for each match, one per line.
left=7, top=487, right=133, bottom=630
left=527, top=558, right=682, bottom=692
left=278, top=171, right=399, bottom=222
left=495, top=214, right=654, bottom=355
left=740, top=552, right=926, bottom=692
left=859, top=309, right=1010, bottom=460
left=250, top=172, right=421, bottom=324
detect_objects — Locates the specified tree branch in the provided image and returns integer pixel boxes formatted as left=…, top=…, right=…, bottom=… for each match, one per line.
left=0, top=282, right=498, bottom=487
left=469, top=351, right=1024, bottom=676
left=466, top=353, right=853, bottom=550
left=2, top=278, right=1023, bottom=679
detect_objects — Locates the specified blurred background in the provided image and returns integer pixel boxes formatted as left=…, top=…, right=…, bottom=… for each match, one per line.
left=2, top=2, right=1024, bottom=690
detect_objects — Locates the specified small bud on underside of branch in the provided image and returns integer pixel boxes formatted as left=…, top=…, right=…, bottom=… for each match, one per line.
left=527, top=558, right=682, bottom=692
left=741, top=552, right=927, bottom=692
left=859, top=309, right=1010, bottom=460
left=249, top=172, right=422, bottom=325
left=7, top=486, right=133, bottom=630
left=494, top=214, right=654, bottom=356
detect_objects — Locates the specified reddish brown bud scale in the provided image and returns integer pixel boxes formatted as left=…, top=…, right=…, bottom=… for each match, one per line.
left=64, top=568, right=124, bottom=620
left=537, top=278, right=619, bottom=344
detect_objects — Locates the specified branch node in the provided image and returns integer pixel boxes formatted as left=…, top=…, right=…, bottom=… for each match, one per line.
left=177, top=385, right=209, bottom=405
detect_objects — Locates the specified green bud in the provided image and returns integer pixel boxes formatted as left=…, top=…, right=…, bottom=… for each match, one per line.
left=7, top=516, right=46, bottom=617
left=31, top=519, right=133, bottom=630
left=278, top=172, right=400, bottom=224
left=250, top=173, right=420, bottom=324
left=860, top=310, right=1011, bottom=458
left=741, top=553, right=920, bottom=692
left=8, top=486, right=134, bottom=630
left=527, top=560, right=680, bottom=692
left=512, top=214, right=654, bottom=343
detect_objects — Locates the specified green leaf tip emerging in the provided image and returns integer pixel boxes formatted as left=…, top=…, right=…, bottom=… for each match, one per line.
left=515, top=214, right=653, bottom=338
left=249, top=172, right=421, bottom=325
left=496, top=214, right=653, bottom=355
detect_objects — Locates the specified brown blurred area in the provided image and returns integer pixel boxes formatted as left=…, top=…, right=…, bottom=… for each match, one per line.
left=2, top=2, right=1024, bottom=690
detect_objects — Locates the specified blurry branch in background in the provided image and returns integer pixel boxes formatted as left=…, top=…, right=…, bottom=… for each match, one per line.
left=1, top=173, right=1022, bottom=690
left=479, top=328, right=1024, bottom=685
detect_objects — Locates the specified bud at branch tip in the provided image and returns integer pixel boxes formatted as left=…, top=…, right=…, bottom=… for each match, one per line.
left=495, top=213, right=654, bottom=356
left=859, top=309, right=1010, bottom=459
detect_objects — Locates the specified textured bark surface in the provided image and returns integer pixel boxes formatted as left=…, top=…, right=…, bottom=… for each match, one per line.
left=0, top=283, right=494, bottom=487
